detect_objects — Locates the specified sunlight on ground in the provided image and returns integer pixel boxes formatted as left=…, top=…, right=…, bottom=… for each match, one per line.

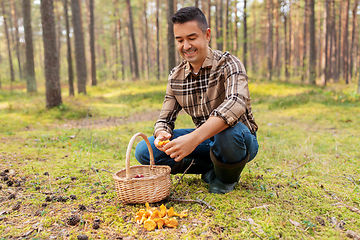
left=249, top=82, right=313, bottom=97
left=101, top=84, right=167, bottom=98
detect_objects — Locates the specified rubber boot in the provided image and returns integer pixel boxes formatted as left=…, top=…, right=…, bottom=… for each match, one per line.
left=209, top=150, right=249, bottom=194
left=170, top=158, right=215, bottom=183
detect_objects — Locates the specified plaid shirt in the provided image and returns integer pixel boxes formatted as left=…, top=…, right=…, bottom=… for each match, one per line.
left=154, top=47, right=258, bottom=136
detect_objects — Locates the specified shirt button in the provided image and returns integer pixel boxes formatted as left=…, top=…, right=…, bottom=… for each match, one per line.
left=199, top=96, right=202, bottom=99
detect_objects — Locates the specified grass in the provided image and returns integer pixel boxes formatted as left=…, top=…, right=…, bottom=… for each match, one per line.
left=0, top=78, right=359, bottom=239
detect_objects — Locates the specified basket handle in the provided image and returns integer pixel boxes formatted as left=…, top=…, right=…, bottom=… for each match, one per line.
left=125, top=132, right=155, bottom=179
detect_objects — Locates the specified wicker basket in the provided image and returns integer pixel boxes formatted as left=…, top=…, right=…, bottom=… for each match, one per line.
left=113, top=132, right=171, bottom=204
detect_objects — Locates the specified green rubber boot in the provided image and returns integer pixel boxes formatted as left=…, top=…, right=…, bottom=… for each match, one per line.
left=209, top=150, right=249, bottom=194
left=171, top=158, right=215, bottom=183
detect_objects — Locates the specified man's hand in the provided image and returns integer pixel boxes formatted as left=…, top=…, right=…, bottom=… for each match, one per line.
left=155, top=131, right=172, bottom=151
left=162, top=133, right=200, bottom=162
left=163, top=117, right=229, bottom=162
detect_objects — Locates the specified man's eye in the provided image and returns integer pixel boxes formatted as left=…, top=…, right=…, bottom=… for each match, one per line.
left=190, top=38, right=195, bottom=40
left=177, top=40, right=183, bottom=43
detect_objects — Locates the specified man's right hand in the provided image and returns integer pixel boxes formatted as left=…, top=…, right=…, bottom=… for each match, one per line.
left=154, top=131, right=172, bottom=151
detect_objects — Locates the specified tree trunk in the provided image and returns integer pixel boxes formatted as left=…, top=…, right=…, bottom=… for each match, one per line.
left=208, top=0, right=211, bottom=47
left=1, top=0, right=15, bottom=83
left=11, top=0, right=22, bottom=80
left=89, top=0, right=96, bottom=85
left=309, top=0, right=316, bottom=84
left=337, top=3, right=342, bottom=82
left=316, top=0, right=321, bottom=77
left=243, top=0, right=247, bottom=69
left=320, top=0, right=329, bottom=86
left=112, top=0, right=118, bottom=80
left=288, top=3, right=292, bottom=77
left=126, top=0, right=139, bottom=80
left=143, top=0, right=149, bottom=79
left=167, top=0, right=175, bottom=73
left=40, top=0, right=62, bottom=108
left=284, top=11, right=289, bottom=79
left=156, top=0, right=160, bottom=79
left=71, top=0, right=87, bottom=94
left=349, top=1, right=358, bottom=80
left=22, top=0, right=37, bottom=93
left=224, top=0, right=229, bottom=51
left=118, top=19, right=125, bottom=80
left=251, top=3, right=256, bottom=72
left=267, top=0, right=273, bottom=80
left=342, top=0, right=349, bottom=84
left=216, top=0, right=223, bottom=51
left=64, top=0, right=74, bottom=96
left=273, top=0, right=279, bottom=77
left=301, top=0, right=307, bottom=82
left=233, top=0, right=238, bottom=55
left=333, top=0, right=339, bottom=82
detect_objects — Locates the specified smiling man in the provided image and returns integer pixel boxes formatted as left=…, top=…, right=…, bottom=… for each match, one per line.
left=135, top=7, right=259, bottom=194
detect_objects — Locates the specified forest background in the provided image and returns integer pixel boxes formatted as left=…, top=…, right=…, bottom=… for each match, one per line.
left=0, top=0, right=360, bottom=99
left=1, top=0, right=360, bottom=239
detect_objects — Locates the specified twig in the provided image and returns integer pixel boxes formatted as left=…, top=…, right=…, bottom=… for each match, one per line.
left=98, top=168, right=114, bottom=174
left=324, top=188, right=360, bottom=215
left=291, top=161, right=310, bottom=171
left=347, top=230, right=360, bottom=240
left=167, top=196, right=216, bottom=210
left=171, top=159, right=194, bottom=194
left=250, top=226, right=263, bottom=239
left=274, top=161, right=310, bottom=177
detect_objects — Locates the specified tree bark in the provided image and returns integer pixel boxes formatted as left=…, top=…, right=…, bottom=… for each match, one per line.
left=301, top=0, right=307, bottom=82
left=40, top=0, right=62, bottom=108
left=267, top=0, right=273, bottom=80
left=143, top=0, right=149, bottom=79
left=1, top=0, right=15, bottom=83
left=22, top=0, right=37, bottom=93
left=208, top=0, right=211, bottom=47
left=224, top=0, right=229, bottom=51
left=71, top=0, right=87, bottom=94
left=156, top=0, right=160, bottom=79
left=126, top=0, right=139, bottom=80
left=89, top=0, right=96, bottom=85
left=342, top=0, right=349, bottom=84
left=284, top=10, right=289, bottom=79
left=243, top=0, right=247, bottom=69
left=309, top=0, right=316, bottom=84
left=64, top=0, right=74, bottom=96
left=273, top=0, right=279, bottom=77
left=349, top=1, right=358, bottom=80
left=233, top=0, right=238, bottom=55
left=11, top=0, right=22, bottom=80
left=320, top=0, right=329, bottom=86
left=118, top=19, right=125, bottom=80
left=167, top=0, right=175, bottom=73
left=216, top=0, right=223, bottom=51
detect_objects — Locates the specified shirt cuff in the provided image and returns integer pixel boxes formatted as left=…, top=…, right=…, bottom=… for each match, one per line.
left=154, top=122, right=173, bottom=137
left=210, top=109, right=238, bottom=127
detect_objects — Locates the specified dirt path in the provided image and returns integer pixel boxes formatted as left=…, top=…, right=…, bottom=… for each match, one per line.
left=62, top=110, right=162, bottom=129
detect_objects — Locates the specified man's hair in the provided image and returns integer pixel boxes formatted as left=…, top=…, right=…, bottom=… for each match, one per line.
left=171, top=7, right=208, bottom=33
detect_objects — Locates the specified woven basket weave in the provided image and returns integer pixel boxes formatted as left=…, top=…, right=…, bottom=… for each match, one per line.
left=113, top=132, right=171, bottom=204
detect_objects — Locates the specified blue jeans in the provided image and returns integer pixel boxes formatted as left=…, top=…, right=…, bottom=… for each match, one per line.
left=135, top=122, right=259, bottom=168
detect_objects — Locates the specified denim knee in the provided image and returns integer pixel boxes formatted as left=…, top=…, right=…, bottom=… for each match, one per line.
left=210, top=122, right=258, bottom=164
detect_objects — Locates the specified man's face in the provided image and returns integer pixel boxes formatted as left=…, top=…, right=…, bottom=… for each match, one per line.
left=173, top=21, right=211, bottom=72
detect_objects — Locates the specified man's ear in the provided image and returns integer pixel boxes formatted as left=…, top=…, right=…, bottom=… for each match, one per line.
left=206, top=28, right=211, bottom=43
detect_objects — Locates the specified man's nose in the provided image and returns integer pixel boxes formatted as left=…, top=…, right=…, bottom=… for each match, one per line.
left=184, top=40, right=191, bottom=50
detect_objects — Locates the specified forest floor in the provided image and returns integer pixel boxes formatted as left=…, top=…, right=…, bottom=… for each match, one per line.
left=0, top=79, right=360, bottom=239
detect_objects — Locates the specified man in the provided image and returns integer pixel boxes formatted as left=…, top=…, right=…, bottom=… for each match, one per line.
left=135, top=6, right=258, bottom=194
